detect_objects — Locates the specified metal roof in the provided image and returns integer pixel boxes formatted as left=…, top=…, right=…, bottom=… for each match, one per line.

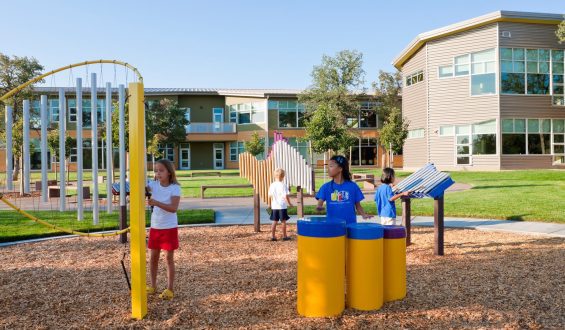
left=392, top=10, right=563, bottom=70
left=31, top=87, right=304, bottom=97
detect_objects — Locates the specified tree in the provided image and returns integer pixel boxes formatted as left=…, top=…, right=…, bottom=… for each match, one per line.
left=244, top=131, right=265, bottom=157
left=47, top=129, right=76, bottom=182
left=0, top=53, right=44, bottom=181
left=372, top=70, right=404, bottom=168
left=556, top=15, right=565, bottom=43
left=379, top=107, right=409, bottom=168
left=145, top=99, right=189, bottom=168
left=304, top=104, right=357, bottom=180
left=299, top=49, right=366, bottom=124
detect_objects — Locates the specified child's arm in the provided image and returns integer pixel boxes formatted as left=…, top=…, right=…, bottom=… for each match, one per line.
left=285, top=195, right=293, bottom=208
left=315, top=199, right=324, bottom=212
left=355, top=202, right=372, bottom=219
left=389, top=191, right=410, bottom=202
left=148, top=196, right=180, bottom=213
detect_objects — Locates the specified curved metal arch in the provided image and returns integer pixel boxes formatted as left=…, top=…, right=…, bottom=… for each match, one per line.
left=0, top=59, right=143, bottom=102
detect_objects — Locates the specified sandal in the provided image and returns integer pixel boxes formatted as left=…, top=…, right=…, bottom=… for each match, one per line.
left=159, top=289, right=174, bottom=300
left=147, top=286, right=156, bottom=294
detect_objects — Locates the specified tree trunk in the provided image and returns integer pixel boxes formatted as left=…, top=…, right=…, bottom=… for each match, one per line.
left=18, top=157, right=24, bottom=194
left=380, top=145, right=386, bottom=169
left=13, top=158, right=20, bottom=181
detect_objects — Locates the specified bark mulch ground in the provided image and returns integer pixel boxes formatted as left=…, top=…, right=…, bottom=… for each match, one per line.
left=0, top=225, right=563, bottom=329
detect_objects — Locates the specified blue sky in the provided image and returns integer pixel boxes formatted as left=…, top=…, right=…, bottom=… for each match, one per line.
left=3, top=1, right=563, bottom=89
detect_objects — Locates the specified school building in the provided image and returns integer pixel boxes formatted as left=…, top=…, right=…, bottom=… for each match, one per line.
left=7, top=88, right=398, bottom=171
left=394, top=10, right=565, bottom=170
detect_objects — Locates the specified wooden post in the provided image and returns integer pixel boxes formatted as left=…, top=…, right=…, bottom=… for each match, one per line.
left=253, top=192, right=261, bottom=232
left=297, top=185, right=304, bottom=218
left=402, top=196, right=411, bottom=246
left=434, top=195, right=444, bottom=256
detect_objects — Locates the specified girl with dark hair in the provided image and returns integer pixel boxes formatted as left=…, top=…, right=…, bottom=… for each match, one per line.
left=315, top=155, right=371, bottom=224
left=375, top=167, right=410, bottom=225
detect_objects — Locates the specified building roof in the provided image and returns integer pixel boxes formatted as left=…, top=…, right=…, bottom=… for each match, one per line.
left=31, top=87, right=304, bottom=98
left=392, top=10, right=563, bottom=70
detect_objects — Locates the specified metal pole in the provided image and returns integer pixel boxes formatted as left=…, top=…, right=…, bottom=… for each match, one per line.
left=76, top=79, right=84, bottom=220
left=5, top=106, right=13, bottom=191
left=119, top=84, right=127, bottom=243
left=91, top=73, right=99, bottom=225
left=40, top=96, right=48, bottom=202
left=105, top=82, right=113, bottom=213
left=22, top=100, right=30, bottom=194
left=58, top=89, right=66, bottom=211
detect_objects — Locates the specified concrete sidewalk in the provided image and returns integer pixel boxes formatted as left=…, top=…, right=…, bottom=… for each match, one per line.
left=177, top=196, right=565, bottom=238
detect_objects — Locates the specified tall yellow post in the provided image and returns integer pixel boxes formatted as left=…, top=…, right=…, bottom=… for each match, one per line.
left=129, top=82, right=147, bottom=319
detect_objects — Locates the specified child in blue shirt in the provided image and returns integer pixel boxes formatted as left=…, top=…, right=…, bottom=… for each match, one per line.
left=315, top=155, right=371, bottom=224
left=375, top=167, right=410, bottom=225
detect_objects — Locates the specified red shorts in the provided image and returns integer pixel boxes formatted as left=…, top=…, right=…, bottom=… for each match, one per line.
left=148, top=227, right=179, bottom=251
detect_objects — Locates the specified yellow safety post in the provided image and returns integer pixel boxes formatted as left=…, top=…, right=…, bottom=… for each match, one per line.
left=129, top=82, right=147, bottom=319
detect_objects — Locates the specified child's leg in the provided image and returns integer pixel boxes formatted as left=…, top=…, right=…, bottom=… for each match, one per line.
left=271, top=220, right=277, bottom=239
left=149, top=248, right=160, bottom=288
left=165, top=250, right=175, bottom=291
left=282, top=220, right=288, bottom=238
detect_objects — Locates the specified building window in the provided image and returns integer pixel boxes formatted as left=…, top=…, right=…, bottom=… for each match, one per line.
left=472, top=120, right=496, bottom=155
left=407, top=128, right=424, bottom=139
left=456, top=125, right=471, bottom=165
left=270, top=100, right=305, bottom=128
left=405, top=70, right=424, bottom=87
left=471, top=49, right=496, bottom=95
left=502, top=119, right=526, bottom=154
left=157, top=143, right=175, bottom=162
left=527, top=119, right=551, bottom=154
left=552, top=49, right=564, bottom=106
left=70, top=147, right=77, bottom=163
left=454, top=54, right=470, bottom=76
left=49, top=99, right=59, bottom=122
left=359, top=101, right=378, bottom=128
left=553, top=119, right=565, bottom=155
left=229, top=141, right=246, bottom=161
left=500, top=48, right=525, bottom=94
left=68, top=107, right=77, bottom=123
left=438, top=65, right=453, bottom=78
left=31, top=100, right=42, bottom=128
left=439, top=125, right=454, bottom=136
left=350, top=138, right=378, bottom=166
left=183, top=108, right=191, bottom=131
left=526, top=49, right=550, bottom=95
left=229, top=102, right=265, bottom=125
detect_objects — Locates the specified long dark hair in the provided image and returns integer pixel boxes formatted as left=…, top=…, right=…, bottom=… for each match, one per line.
left=330, top=155, right=352, bottom=181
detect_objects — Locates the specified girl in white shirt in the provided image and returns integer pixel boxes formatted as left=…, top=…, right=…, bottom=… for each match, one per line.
left=267, top=168, right=293, bottom=241
left=146, top=159, right=181, bottom=300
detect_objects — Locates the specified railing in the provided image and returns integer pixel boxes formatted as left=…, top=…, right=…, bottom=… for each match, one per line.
left=185, top=122, right=236, bottom=133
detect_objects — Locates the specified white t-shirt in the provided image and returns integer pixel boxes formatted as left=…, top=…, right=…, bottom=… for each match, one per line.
left=148, top=181, right=181, bottom=229
left=268, top=181, right=289, bottom=210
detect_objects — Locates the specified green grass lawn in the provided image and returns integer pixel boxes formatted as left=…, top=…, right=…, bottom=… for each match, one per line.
left=0, top=209, right=214, bottom=243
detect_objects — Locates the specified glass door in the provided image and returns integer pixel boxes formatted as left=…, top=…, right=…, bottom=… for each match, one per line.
left=179, top=143, right=190, bottom=170
left=213, top=108, right=224, bottom=130
left=213, top=143, right=224, bottom=169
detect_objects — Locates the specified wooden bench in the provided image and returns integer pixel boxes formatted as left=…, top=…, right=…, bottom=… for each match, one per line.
left=353, top=174, right=379, bottom=190
left=201, top=184, right=253, bottom=198
left=190, top=171, right=222, bottom=177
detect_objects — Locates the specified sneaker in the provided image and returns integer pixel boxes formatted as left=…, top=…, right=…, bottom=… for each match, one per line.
left=147, top=286, right=156, bottom=294
left=282, top=237, right=291, bottom=241
left=159, top=289, right=174, bottom=300
left=270, top=237, right=277, bottom=241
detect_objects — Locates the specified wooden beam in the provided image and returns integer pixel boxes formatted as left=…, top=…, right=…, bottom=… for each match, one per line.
left=434, top=195, right=444, bottom=256
left=402, top=197, right=411, bottom=246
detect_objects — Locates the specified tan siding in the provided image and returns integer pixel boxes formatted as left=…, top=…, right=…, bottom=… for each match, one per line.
left=402, top=48, right=427, bottom=129
left=402, top=138, right=427, bottom=170
left=500, top=155, right=555, bottom=169
left=429, top=136, right=455, bottom=167
left=427, top=23, right=498, bottom=126
left=499, top=22, right=562, bottom=48
left=500, top=95, right=565, bottom=119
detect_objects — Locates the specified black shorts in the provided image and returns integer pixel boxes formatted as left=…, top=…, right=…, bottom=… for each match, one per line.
left=270, top=209, right=290, bottom=222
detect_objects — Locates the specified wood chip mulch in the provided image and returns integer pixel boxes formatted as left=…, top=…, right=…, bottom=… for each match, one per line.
left=0, top=226, right=563, bottom=329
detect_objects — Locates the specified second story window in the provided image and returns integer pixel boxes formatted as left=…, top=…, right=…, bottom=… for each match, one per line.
left=470, top=49, right=495, bottom=95
left=405, top=70, right=423, bottom=87
left=270, top=100, right=305, bottom=128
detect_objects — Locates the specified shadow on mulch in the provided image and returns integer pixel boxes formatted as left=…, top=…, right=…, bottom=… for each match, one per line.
left=0, top=226, right=563, bottom=329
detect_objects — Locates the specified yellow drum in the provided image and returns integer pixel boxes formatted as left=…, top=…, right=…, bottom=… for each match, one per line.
left=346, top=223, right=384, bottom=311
left=383, top=225, right=407, bottom=302
left=297, top=217, right=346, bottom=317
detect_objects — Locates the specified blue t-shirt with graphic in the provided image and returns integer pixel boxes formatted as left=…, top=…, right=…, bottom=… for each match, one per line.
left=375, top=184, right=396, bottom=218
left=316, top=180, right=364, bottom=224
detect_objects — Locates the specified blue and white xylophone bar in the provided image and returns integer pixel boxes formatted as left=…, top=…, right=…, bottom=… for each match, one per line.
left=393, top=163, right=454, bottom=199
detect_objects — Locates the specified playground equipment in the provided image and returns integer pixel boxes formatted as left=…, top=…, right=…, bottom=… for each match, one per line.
left=239, top=134, right=314, bottom=231
left=0, top=60, right=148, bottom=319
left=394, top=163, right=454, bottom=255
left=382, top=225, right=407, bottom=302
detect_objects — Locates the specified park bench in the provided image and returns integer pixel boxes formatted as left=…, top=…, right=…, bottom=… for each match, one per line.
left=190, top=171, right=222, bottom=178
left=352, top=173, right=378, bottom=190
left=200, top=184, right=253, bottom=199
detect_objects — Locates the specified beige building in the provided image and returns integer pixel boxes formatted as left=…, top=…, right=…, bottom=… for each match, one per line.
left=394, top=11, right=565, bottom=170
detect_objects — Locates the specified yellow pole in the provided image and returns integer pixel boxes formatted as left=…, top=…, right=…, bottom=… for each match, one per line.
left=129, top=82, right=147, bottom=319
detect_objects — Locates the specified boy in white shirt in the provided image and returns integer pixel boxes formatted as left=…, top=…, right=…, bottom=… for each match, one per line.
left=267, top=168, right=293, bottom=241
